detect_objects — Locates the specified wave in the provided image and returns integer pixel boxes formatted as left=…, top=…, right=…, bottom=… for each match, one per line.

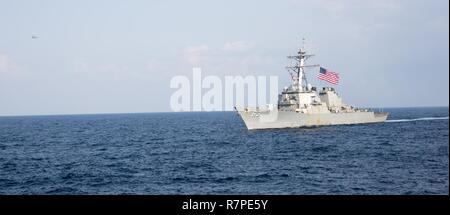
left=386, top=116, right=449, bottom=123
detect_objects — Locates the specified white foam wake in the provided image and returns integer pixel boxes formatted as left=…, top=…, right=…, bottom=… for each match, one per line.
left=386, top=116, right=449, bottom=123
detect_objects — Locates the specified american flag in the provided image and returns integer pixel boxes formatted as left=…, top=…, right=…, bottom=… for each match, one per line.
left=318, top=67, right=339, bottom=85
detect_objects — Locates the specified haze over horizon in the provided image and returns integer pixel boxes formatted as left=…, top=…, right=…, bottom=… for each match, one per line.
left=1, top=0, right=449, bottom=116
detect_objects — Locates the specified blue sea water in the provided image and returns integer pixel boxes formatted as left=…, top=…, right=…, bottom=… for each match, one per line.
left=0, top=107, right=448, bottom=194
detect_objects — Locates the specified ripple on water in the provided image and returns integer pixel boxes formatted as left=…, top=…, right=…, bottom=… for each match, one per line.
left=0, top=108, right=447, bottom=194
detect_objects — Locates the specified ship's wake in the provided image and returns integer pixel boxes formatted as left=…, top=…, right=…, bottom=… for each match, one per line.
left=386, top=116, right=449, bottom=123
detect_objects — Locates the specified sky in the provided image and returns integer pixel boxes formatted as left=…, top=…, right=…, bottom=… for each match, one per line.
left=0, top=0, right=448, bottom=116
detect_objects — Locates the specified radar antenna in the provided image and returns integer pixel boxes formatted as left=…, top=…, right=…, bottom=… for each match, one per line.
left=285, top=38, right=320, bottom=92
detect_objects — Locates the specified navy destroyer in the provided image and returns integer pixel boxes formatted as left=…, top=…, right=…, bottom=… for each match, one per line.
left=235, top=41, right=388, bottom=130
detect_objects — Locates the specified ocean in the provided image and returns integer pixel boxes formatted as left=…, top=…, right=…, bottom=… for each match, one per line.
left=0, top=107, right=448, bottom=194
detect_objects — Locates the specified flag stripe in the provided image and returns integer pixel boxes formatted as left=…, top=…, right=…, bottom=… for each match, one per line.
left=318, top=77, right=339, bottom=84
left=318, top=67, right=339, bottom=85
left=318, top=78, right=339, bottom=84
left=318, top=75, right=339, bottom=81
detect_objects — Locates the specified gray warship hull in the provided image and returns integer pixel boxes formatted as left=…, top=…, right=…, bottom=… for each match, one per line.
left=236, top=108, right=388, bottom=130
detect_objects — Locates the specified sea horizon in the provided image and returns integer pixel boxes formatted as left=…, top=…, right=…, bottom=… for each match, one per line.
left=0, top=106, right=448, bottom=118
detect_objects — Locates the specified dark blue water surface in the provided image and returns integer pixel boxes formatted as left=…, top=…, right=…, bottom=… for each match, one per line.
left=0, top=107, right=448, bottom=194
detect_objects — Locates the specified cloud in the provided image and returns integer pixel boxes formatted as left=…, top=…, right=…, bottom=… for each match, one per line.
left=180, top=41, right=279, bottom=78
left=184, top=44, right=210, bottom=65
left=222, top=41, right=255, bottom=51
left=0, top=54, right=19, bottom=74
left=288, top=0, right=401, bottom=21
left=313, top=0, right=400, bottom=11
left=185, top=44, right=209, bottom=53
left=71, top=60, right=133, bottom=80
left=145, top=59, right=161, bottom=71
left=183, top=41, right=256, bottom=66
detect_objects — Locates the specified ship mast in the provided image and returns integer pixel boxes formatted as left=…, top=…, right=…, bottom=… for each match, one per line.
left=286, top=38, right=319, bottom=92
